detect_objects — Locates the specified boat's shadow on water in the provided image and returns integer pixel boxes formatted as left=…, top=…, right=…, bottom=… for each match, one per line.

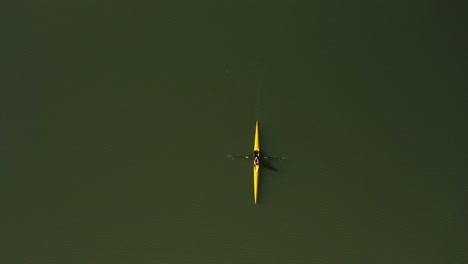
left=258, top=152, right=286, bottom=204
left=261, top=159, right=278, bottom=171
left=261, top=151, right=286, bottom=172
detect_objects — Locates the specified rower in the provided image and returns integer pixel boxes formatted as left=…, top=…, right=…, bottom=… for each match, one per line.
left=254, top=156, right=259, bottom=165
left=253, top=150, right=260, bottom=165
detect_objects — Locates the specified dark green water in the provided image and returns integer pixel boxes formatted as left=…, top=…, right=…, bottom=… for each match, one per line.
left=2, top=1, right=467, bottom=263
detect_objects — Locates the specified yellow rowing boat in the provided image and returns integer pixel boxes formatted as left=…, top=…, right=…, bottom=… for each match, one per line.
left=227, top=121, right=286, bottom=204
left=253, top=121, right=260, bottom=204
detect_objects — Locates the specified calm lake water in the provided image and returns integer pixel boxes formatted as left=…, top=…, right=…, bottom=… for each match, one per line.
left=3, top=1, right=467, bottom=263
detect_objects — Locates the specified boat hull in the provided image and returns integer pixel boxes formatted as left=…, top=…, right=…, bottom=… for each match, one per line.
left=254, top=165, right=259, bottom=204
left=254, top=121, right=260, bottom=204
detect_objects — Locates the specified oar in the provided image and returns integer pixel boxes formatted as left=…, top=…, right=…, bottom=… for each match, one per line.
left=226, top=154, right=251, bottom=160
left=262, top=156, right=287, bottom=160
